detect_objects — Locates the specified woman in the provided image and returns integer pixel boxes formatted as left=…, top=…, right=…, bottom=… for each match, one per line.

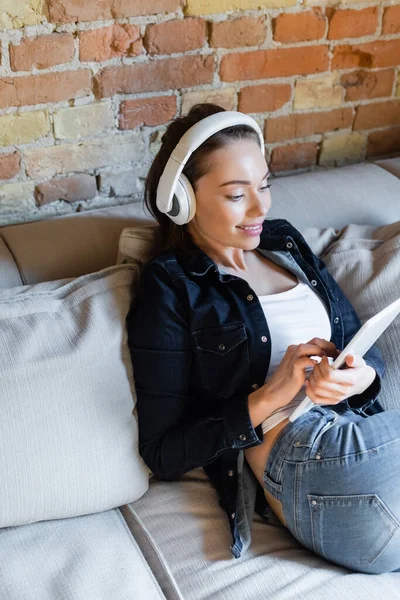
left=127, top=103, right=400, bottom=574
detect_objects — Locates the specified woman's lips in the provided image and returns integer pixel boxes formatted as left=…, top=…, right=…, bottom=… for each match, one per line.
left=237, top=224, right=263, bottom=236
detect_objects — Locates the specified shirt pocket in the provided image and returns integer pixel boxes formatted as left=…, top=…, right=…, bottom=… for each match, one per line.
left=192, top=322, right=249, bottom=399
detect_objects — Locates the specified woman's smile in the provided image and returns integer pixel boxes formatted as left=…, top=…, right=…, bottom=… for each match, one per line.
left=236, top=222, right=264, bottom=236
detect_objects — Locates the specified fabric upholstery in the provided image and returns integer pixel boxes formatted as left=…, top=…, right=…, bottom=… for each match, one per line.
left=0, top=264, right=149, bottom=528
left=267, top=163, right=400, bottom=230
left=0, top=203, right=153, bottom=284
left=0, top=236, right=23, bottom=288
left=0, top=508, right=165, bottom=600
left=123, top=468, right=400, bottom=600
left=319, top=222, right=400, bottom=412
left=375, top=157, right=400, bottom=180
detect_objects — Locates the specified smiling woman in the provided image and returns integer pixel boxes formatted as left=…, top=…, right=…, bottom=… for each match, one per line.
left=127, top=103, right=400, bottom=573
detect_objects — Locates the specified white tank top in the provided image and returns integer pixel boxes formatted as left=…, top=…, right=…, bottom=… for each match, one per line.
left=259, top=277, right=332, bottom=434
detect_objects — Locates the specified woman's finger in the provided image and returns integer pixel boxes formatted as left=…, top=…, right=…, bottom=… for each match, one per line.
left=305, top=382, right=347, bottom=404
left=344, top=353, right=366, bottom=368
left=306, top=379, right=350, bottom=399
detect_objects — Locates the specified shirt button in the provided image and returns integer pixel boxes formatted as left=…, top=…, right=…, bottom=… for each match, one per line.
left=247, top=294, right=254, bottom=301
left=261, top=336, right=268, bottom=343
left=239, top=434, right=247, bottom=441
left=218, top=343, right=225, bottom=351
left=311, top=280, right=318, bottom=286
left=286, top=242, right=293, bottom=249
left=334, top=316, right=340, bottom=323
left=252, top=383, right=259, bottom=390
left=316, top=454, right=321, bottom=460
left=231, top=513, right=236, bottom=519
left=228, top=470, right=234, bottom=476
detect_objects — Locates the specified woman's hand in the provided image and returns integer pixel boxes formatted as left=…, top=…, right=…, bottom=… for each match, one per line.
left=305, top=353, right=376, bottom=405
left=263, top=337, right=339, bottom=408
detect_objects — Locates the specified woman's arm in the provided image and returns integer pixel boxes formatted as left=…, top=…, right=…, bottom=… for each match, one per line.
left=127, top=261, right=271, bottom=481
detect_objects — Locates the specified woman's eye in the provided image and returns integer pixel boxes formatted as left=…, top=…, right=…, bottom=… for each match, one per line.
left=227, top=194, right=244, bottom=201
left=260, top=183, right=272, bottom=191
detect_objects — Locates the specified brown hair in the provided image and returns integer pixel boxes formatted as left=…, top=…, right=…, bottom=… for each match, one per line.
left=144, top=103, right=261, bottom=255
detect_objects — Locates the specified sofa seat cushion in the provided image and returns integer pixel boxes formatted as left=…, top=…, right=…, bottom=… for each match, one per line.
left=122, top=469, right=400, bottom=600
left=0, top=508, right=165, bottom=600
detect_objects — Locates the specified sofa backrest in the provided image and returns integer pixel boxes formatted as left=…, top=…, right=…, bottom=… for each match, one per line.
left=0, top=160, right=399, bottom=288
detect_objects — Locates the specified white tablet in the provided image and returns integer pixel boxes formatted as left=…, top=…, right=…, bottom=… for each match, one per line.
left=289, top=297, right=400, bottom=423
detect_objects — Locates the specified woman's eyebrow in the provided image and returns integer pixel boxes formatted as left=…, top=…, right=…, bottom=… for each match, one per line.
left=218, top=171, right=270, bottom=187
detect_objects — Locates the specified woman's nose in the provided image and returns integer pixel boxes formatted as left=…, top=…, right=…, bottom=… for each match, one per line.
left=249, top=190, right=270, bottom=217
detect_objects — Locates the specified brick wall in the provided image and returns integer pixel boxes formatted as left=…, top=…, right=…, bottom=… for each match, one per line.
left=0, top=0, right=399, bottom=226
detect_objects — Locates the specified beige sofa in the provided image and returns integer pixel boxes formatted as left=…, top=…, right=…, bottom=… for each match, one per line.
left=0, top=158, right=399, bottom=600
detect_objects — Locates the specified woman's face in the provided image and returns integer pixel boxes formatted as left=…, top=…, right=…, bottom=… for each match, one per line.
left=186, top=139, right=271, bottom=253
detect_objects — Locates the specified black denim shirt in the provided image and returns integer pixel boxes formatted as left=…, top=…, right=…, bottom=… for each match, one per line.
left=127, top=218, right=385, bottom=558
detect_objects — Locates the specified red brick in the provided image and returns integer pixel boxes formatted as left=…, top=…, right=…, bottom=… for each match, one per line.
left=327, top=7, right=378, bottom=40
left=270, top=142, right=318, bottom=172
left=49, top=0, right=180, bottom=21
left=382, top=6, right=400, bottom=35
left=119, top=96, right=177, bottom=129
left=220, top=46, right=329, bottom=82
left=0, top=70, right=91, bottom=109
left=354, top=100, right=400, bottom=130
left=332, top=40, right=400, bottom=70
left=79, top=25, right=142, bottom=62
left=144, top=19, right=206, bottom=55
left=238, top=83, right=291, bottom=113
left=10, top=33, right=74, bottom=71
left=48, top=0, right=112, bottom=22
left=340, top=70, right=395, bottom=102
left=94, top=55, right=214, bottom=98
left=34, top=174, right=97, bottom=206
left=272, top=9, right=326, bottom=43
left=0, top=152, right=21, bottom=180
left=265, top=108, right=353, bottom=143
left=112, top=0, right=180, bottom=18
left=367, top=128, right=400, bottom=157
left=210, top=16, right=266, bottom=48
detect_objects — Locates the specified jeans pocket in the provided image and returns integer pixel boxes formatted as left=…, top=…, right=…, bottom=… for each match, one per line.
left=308, top=493, right=400, bottom=567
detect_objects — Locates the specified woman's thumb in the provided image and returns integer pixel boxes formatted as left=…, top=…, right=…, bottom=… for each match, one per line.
left=345, top=353, right=365, bottom=367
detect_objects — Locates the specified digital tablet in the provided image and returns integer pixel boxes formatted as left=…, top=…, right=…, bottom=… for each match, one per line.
left=289, top=297, right=400, bottom=423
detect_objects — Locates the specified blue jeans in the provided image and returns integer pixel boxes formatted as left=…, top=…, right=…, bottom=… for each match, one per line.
left=262, top=404, right=400, bottom=574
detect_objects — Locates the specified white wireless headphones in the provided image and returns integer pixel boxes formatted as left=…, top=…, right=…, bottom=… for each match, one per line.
left=155, top=111, right=265, bottom=226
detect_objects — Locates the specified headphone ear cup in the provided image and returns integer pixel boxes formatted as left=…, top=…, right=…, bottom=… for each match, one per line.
left=179, top=173, right=196, bottom=223
left=167, top=174, right=196, bottom=225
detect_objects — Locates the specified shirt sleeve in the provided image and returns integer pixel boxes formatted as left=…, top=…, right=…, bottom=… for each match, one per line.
left=126, top=261, right=261, bottom=481
left=315, top=253, right=386, bottom=411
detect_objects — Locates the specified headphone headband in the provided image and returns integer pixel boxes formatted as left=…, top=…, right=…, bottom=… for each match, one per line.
left=156, top=111, right=265, bottom=215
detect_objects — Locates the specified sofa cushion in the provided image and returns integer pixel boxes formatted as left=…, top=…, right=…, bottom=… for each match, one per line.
left=122, top=468, right=400, bottom=600
left=0, top=264, right=149, bottom=528
left=267, top=163, right=400, bottom=230
left=375, top=157, right=400, bottom=180
left=0, top=508, right=165, bottom=600
left=319, top=222, right=400, bottom=412
left=0, top=202, right=153, bottom=285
